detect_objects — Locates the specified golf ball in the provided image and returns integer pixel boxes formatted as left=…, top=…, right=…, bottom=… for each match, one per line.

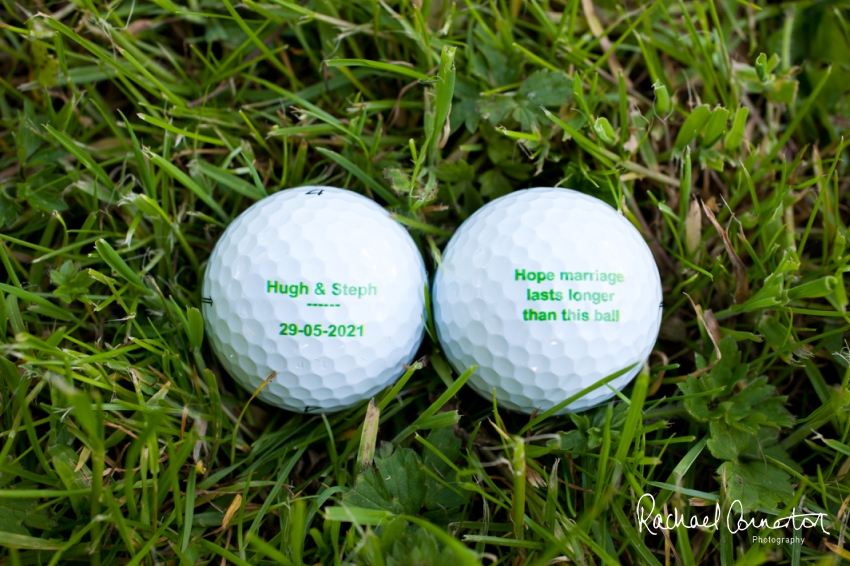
left=202, top=186, right=427, bottom=413
left=432, top=188, right=662, bottom=414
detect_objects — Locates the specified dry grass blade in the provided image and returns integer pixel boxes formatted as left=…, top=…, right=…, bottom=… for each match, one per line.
left=702, top=200, right=750, bottom=303
left=683, top=292, right=723, bottom=377
left=358, top=399, right=381, bottom=473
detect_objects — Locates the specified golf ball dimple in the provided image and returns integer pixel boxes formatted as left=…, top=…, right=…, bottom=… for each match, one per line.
left=202, top=186, right=427, bottom=413
left=432, top=187, right=663, bottom=414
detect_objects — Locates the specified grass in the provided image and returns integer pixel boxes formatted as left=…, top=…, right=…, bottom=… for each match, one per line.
left=1, top=0, right=849, bottom=564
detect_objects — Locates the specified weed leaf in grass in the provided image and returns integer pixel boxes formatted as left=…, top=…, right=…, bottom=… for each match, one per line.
left=421, top=427, right=467, bottom=523
left=470, top=36, right=522, bottom=87
left=450, top=77, right=483, bottom=134
left=722, top=376, right=793, bottom=433
left=479, top=122, right=534, bottom=180
left=681, top=337, right=793, bottom=431
left=16, top=168, right=68, bottom=213
left=48, top=444, right=92, bottom=516
left=0, top=499, right=56, bottom=536
left=477, top=96, right=515, bottom=125
left=547, top=429, right=587, bottom=453
left=384, top=167, right=412, bottom=194
left=478, top=70, right=571, bottom=130
left=17, top=101, right=42, bottom=165
left=519, top=70, right=572, bottom=108
left=374, top=517, right=463, bottom=566
left=434, top=160, right=477, bottom=206
left=0, top=190, right=21, bottom=228
left=531, top=404, right=629, bottom=457
left=17, top=186, right=68, bottom=214
left=705, top=420, right=753, bottom=462
left=721, top=460, right=794, bottom=513
left=434, top=160, right=475, bottom=184
left=680, top=337, right=796, bottom=511
left=571, top=404, right=627, bottom=451
left=682, top=338, right=747, bottom=412
left=342, top=444, right=426, bottom=515
left=477, top=169, right=513, bottom=199
left=513, top=69, right=573, bottom=130
left=50, top=262, right=94, bottom=304
left=31, top=40, right=59, bottom=88
left=705, top=336, right=746, bottom=390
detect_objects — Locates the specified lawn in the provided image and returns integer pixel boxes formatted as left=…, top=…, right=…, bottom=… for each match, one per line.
left=1, top=0, right=849, bottom=564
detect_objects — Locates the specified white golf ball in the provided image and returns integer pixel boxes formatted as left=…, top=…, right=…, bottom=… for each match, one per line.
left=202, top=186, right=427, bottom=413
left=432, top=188, right=662, bottom=414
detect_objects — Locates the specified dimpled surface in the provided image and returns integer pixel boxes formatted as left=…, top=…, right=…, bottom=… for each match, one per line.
left=202, top=186, right=427, bottom=413
left=433, top=188, right=662, bottom=414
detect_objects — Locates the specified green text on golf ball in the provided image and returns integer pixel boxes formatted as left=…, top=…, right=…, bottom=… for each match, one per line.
left=279, top=323, right=365, bottom=337
left=266, top=280, right=379, bottom=299
left=515, top=267, right=626, bottom=323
